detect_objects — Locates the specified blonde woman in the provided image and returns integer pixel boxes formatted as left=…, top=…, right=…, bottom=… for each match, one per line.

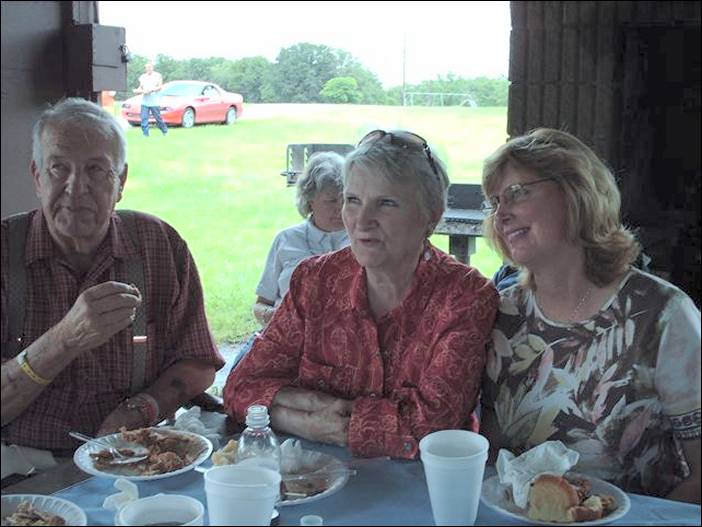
left=479, top=128, right=700, bottom=503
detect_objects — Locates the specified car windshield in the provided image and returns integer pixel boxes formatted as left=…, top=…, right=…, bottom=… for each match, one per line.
left=160, top=83, right=207, bottom=97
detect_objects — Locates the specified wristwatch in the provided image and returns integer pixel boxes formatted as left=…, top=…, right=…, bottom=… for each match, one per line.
left=123, top=396, right=152, bottom=425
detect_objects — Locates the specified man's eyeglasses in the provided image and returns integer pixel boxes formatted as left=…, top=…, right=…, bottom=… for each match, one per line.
left=357, top=129, right=440, bottom=179
left=481, top=177, right=556, bottom=215
left=45, top=161, right=116, bottom=186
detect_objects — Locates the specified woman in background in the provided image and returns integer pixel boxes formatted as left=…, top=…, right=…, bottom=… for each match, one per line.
left=229, top=152, right=349, bottom=371
left=253, top=151, right=349, bottom=327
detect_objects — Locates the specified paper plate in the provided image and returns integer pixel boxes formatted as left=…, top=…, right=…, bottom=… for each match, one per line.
left=480, top=472, right=631, bottom=525
left=73, top=428, right=212, bottom=481
left=1, top=494, right=87, bottom=526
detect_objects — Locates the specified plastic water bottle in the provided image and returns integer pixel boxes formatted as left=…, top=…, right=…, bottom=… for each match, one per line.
left=236, top=404, right=281, bottom=472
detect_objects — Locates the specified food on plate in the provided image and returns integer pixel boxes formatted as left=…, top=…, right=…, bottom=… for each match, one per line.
left=211, top=439, right=238, bottom=466
left=1, top=501, right=66, bottom=526
left=527, top=473, right=617, bottom=523
left=281, top=474, right=330, bottom=500
left=89, top=427, right=200, bottom=476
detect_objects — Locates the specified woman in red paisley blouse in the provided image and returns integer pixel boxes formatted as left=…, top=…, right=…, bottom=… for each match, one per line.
left=224, top=130, right=499, bottom=459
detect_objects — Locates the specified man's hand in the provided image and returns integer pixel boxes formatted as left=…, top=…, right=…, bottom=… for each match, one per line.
left=96, top=404, right=146, bottom=437
left=55, top=281, right=141, bottom=356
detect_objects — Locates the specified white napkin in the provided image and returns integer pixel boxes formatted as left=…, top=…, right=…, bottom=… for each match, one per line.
left=103, top=478, right=139, bottom=511
left=1, top=443, right=57, bottom=480
left=172, top=406, right=226, bottom=449
left=280, top=438, right=305, bottom=473
left=496, top=441, right=580, bottom=508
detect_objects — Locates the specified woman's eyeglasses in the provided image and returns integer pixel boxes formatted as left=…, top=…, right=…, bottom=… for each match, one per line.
left=357, top=129, right=440, bottom=179
left=481, top=177, right=556, bottom=215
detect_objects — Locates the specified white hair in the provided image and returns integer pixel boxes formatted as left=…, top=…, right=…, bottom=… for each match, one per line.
left=32, top=97, right=127, bottom=175
left=295, top=152, right=345, bottom=217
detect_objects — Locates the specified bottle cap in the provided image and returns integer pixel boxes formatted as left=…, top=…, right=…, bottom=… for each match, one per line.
left=246, top=404, right=270, bottom=428
left=300, top=515, right=323, bottom=526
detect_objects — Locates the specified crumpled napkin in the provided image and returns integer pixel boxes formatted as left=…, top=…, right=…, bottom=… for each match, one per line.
left=172, top=406, right=226, bottom=449
left=496, top=440, right=580, bottom=509
left=279, top=438, right=338, bottom=476
left=280, top=438, right=305, bottom=474
left=103, top=478, right=139, bottom=511
left=1, top=443, right=57, bottom=479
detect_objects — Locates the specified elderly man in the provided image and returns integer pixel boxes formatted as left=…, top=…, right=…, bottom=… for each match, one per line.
left=1, top=98, right=223, bottom=454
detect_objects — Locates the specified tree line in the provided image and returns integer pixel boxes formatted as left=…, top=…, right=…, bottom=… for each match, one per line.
left=119, top=43, right=508, bottom=107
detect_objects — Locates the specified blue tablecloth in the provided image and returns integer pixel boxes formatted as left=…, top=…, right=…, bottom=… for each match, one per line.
left=54, top=441, right=701, bottom=526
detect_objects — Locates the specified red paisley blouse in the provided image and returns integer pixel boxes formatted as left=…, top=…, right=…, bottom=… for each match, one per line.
left=223, top=245, right=498, bottom=459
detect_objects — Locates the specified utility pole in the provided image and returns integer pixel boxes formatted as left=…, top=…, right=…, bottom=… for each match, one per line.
left=402, top=33, right=407, bottom=106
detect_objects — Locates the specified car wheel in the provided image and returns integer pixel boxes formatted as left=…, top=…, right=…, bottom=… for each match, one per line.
left=181, top=108, right=196, bottom=128
left=224, top=107, right=237, bottom=125
left=128, top=121, right=140, bottom=127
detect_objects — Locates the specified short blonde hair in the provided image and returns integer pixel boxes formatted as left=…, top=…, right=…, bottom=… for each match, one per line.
left=482, top=128, right=640, bottom=287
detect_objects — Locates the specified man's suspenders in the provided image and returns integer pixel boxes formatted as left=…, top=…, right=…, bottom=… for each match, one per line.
left=4, top=212, right=30, bottom=359
left=118, top=211, right=148, bottom=394
left=4, top=210, right=147, bottom=394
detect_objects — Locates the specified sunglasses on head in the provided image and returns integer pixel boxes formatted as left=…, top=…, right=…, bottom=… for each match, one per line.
left=357, top=129, right=440, bottom=179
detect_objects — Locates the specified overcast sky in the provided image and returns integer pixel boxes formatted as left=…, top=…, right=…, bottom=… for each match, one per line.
left=99, top=1, right=511, bottom=88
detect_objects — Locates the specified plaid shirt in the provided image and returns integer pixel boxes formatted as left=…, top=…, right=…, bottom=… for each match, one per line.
left=224, top=245, right=498, bottom=459
left=1, top=210, right=224, bottom=451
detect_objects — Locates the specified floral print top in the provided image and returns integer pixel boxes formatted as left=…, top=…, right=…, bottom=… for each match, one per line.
left=481, top=268, right=701, bottom=497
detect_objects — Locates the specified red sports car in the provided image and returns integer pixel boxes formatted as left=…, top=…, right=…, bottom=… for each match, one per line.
left=121, top=80, right=244, bottom=128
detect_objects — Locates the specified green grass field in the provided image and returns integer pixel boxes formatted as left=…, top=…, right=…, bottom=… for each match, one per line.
left=116, top=103, right=507, bottom=343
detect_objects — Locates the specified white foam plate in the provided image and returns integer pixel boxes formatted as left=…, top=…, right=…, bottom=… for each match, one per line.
left=480, top=472, right=631, bottom=525
left=73, top=428, right=212, bottom=481
left=279, top=451, right=350, bottom=507
left=1, top=494, right=87, bottom=526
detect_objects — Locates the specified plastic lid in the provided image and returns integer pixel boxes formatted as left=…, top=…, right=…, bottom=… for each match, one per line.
left=245, top=404, right=270, bottom=428
left=300, top=515, right=324, bottom=526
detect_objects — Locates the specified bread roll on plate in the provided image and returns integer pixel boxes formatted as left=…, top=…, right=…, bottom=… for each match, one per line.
left=527, top=473, right=614, bottom=523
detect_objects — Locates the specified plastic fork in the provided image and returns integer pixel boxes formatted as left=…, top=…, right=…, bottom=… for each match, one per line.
left=69, top=431, right=149, bottom=465
left=281, top=455, right=388, bottom=481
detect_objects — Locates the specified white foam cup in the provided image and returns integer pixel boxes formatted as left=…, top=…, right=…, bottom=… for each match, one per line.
left=115, top=494, right=204, bottom=526
left=204, top=465, right=281, bottom=526
left=419, top=429, right=489, bottom=526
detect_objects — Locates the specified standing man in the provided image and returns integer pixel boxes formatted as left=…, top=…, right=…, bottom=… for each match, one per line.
left=135, top=62, right=168, bottom=137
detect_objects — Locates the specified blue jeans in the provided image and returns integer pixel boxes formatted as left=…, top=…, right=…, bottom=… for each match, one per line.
left=140, top=105, right=168, bottom=136
left=231, top=332, right=259, bottom=369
